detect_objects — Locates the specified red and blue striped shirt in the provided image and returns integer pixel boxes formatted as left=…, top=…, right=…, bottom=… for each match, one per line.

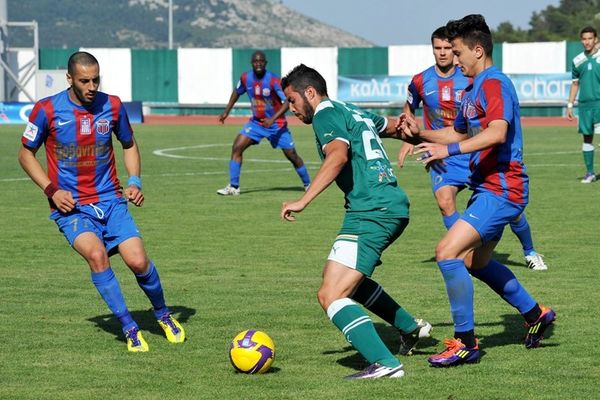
left=236, top=70, right=287, bottom=129
left=21, top=89, right=133, bottom=207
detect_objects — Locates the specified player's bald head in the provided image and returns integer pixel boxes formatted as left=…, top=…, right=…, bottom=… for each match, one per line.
left=68, top=52, right=99, bottom=75
left=251, top=50, right=267, bottom=62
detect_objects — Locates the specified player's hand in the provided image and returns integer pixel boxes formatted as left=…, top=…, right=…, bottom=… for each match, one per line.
left=414, top=142, right=448, bottom=163
left=281, top=200, right=306, bottom=222
left=124, top=186, right=144, bottom=207
left=218, top=112, right=228, bottom=124
left=398, top=113, right=421, bottom=139
left=53, top=190, right=76, bottom=213
left=262, top=117, right=275, bottom=128
left=566, top=108, right=574, bottom=121
left=397, top=143, right=414, bottom=168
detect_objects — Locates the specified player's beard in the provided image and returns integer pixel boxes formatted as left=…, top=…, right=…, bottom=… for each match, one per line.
left=299, top=91, right=314, bottom=124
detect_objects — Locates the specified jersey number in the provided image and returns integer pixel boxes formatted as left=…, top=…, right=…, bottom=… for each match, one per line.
left=358, top=116, right=389, bottom=161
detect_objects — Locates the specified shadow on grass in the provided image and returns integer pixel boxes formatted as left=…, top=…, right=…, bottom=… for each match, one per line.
left=322, top=313, right=556, bottom=370
left=87, top=305, right=196, bottom=343
left=420, top=252, right=529, bottom=269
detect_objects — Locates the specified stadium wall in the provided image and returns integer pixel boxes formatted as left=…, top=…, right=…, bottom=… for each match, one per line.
left=7, top=42, right=584, bottom=116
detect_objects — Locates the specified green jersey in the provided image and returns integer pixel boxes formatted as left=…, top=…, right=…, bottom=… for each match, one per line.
left=572, top=49, right=600, bottom=108
left=312, top=99, right=409, bottom=217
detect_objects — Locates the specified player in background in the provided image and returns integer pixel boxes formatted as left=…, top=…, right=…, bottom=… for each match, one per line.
left=281, top=64, right=431, bottom=380
left=566, top=26, right=600, bottom=183
left=398, top=15, right=555, bottom=367
left=18, top=51, right=185, bottom=352
left=398, top=26, right=548, bottom=271
left=217, top=50, right=311, bottom=195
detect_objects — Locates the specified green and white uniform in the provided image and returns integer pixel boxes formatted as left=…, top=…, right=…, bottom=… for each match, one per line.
left=312, top=99, right=410, bottom=276
left=572, top=49, right=600, bottom=134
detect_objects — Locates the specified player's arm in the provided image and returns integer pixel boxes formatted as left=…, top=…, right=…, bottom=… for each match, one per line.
left=219, top=90, right=241, bottom=124
left=413, top=119, right=507, bottom=163
left=18, top=145, right=76, bottom=213
left=566, top=80, right=579, bottom=121
left=262, top=100, right=289, bottom=128
left=396, top=102, right=416, bottom=168
left=281, top=140, right=348, bottom=221
left=122, top=138, right=144, bottom=207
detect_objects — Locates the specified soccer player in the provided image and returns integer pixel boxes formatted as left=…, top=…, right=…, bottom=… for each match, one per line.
left=566, top=26, right=600, bottom=183
left=399, top=26, right=548, bottom=270
left=18, top=51, right=185, bottom=352
left=216, top=50, right=311, bottom=195
left=398, top=15, right=555, bottom=367
left=280, top=64, right=431, bottom=379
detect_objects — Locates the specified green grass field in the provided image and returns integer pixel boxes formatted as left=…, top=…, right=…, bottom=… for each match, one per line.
left=1, top=123, right=598, bottom=400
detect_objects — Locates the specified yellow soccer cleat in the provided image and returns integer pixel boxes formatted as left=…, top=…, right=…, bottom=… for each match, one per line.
left=158, top=313, right=186, bottom=343
left=125, top=327, right=149, bottom=352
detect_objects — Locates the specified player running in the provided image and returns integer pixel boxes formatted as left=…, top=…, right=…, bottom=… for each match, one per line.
left=281, top=64, right=431, bottom=380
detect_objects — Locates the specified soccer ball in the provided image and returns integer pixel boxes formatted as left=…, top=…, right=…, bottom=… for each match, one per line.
left=229, top=329, right=275, bottom=374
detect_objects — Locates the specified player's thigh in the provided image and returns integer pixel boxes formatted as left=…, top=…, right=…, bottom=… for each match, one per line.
left=436, top=219, right=482, bottom=261
left=118, top=237, right=148, bottom=273
left=103, top=198, right=143, bottom=257
left=433, top=185, right=461, bottom=213
left=52, top=208, right=103, bottom=249
left=239, top=121, right=267, bottom=145
left=462, top=192, right=524, bottom=244
left=320, top=260, right=365, bottom=303
left=470, top=240, right=499, bottom=270
left=269, top=128, right=296, bottom=150
left=327, top=213, right=408, bottom=277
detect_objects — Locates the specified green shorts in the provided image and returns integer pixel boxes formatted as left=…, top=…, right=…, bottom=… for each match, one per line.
left=577, top=107, right=600, bottom=135
left=327, top=212, right=409, bottom=277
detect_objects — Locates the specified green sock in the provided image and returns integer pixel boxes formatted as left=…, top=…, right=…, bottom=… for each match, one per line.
left=583, top=150, right=594, bottom=173
left=327, top=298, right=400, bottom=368
left=351, top=278, right=417, bottom=333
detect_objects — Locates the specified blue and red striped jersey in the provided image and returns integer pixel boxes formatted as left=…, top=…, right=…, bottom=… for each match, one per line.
left=236, top=70, right=287, bottom=129
left=21, top=89, right=134, bottom=207
left=454, top=66, right=529, bottom=204
left=407, top=66, right=471, bottom=130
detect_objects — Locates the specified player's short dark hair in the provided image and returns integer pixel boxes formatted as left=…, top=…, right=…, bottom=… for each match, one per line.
left=580, top=26, right=597, bottom=37
left=251, top=50, right=267, bottom=61
left=431, top=26, right=449, bottom=43
left=68, top=51, right=99, bottom=75
left=446, top=14, right=493, bottom=56
left=281, top=64, right=328, bottom=96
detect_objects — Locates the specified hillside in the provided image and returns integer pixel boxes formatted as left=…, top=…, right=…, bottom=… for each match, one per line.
left=7, top=0, right=373, bottom=48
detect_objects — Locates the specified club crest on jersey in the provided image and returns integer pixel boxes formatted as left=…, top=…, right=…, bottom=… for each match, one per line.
left=96, top=119, right=110, bottom=135
left=80, top=117, right=91, bottom=135
left=455, top=90, right=464, bottom=103
left=254, top=86, right=261, bottom=96
left=262, top=88, right=270, bottom=97
left=464, top=101, right=477, bottom=119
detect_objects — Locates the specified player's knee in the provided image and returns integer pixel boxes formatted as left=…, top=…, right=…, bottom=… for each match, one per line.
left=126, top=256, right=149, bottom=275
left=317, top=287, right=336, bottom=310
left=85, top=248, right=109, bottom=269
left=435, top=242, right=455, bottom=261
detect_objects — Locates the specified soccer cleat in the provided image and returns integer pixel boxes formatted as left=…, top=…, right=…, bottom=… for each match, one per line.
left=428, top=338, right=479, bottom=367
left=344, top=363, right=405, bottom=380
left=398, top=318, right=432, bottom=355
left=525, top=253, right=548, bottom=271
left=581, top=172, right=596, bottom=183
left=525, top=305, right=556, bottom=349
left=217, top=184, right=240, bottom=196
left=125, top=327, right=149, bottom=352
left=158, top=313, right=186, bottom=343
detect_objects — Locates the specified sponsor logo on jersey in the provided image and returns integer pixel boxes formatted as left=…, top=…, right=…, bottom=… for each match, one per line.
left=254, top=85, right=261, bottom=96
left=96, top=119, right=110, bottom=135
left=23, top=122, right=38, bottom=141
left=262, top=88, right=271, bottom=97
left=442, top=86, right=451, bottom=101
left=455, top=90, right=464, bottom=103
left=80, top=117, right=91, bottom=135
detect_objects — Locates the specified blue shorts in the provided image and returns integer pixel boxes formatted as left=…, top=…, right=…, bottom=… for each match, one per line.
left=51, top=197, right=141, bottom=256
left=461, top=191, right=525, bottom=243
left=430, top=153, right=471, bottom=193
left=240, top=120, right=295, bottom=149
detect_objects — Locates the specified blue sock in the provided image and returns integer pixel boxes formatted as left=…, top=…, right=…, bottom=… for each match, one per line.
left=229, top=160, right=241, bottom=188
left=509, top=214, right=535, bottom=256
left=135, top=261, right=169, bottom=319
left=470, top=259, right=536, bottom=314
left=295, top=165, right=311, bottom=187
left=442, top=211, right=461, bottom=230
left=91, top=268, right=136, bottom=332
left=437, top=259, right=474, bottom=332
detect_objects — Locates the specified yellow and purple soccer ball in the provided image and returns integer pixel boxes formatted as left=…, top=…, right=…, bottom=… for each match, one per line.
left=229, top=329, right=275, bottom=374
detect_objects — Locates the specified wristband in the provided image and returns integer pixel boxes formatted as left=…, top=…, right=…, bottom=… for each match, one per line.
left=447, top=142, right=462, bottom=156
left=567, top=102, right=573, bottom=108
left=127, top=175, right=142, bottom=190
left=44, top=182, right=59, bottom=198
